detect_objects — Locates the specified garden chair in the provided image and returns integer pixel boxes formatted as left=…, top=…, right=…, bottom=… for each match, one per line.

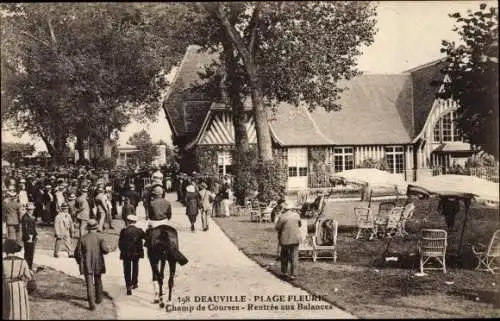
left=396, top=202, right=415, bottom=237
left=418, top=229, right=447, bottom=274
left=384, top=207, right=405, bottom=237
left=260, top=200, right=277, bottom=223
left=248, top=199, right=261, bottom=222
left=297, top=190, right=309, bottom=207
left=312, top=219, right=338, bottom=262
left=298, top=219, right=314, bottom=259
left=472, top=229, right=500, bottom=274
left=354, top=207, right=376, bottom=240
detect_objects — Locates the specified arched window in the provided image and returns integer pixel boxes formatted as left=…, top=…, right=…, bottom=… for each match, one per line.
left=432, top=111, right=461, bottom=143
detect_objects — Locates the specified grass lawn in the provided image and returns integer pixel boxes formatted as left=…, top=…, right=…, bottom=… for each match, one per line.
left=214, top=198, right=500, bottom=318
left=35, top=218, right=125, bottom=253
left=30, top=266, right=116, bottom=319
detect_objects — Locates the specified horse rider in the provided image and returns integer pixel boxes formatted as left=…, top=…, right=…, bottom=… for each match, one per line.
left=147, top=186, right=171, bottom=228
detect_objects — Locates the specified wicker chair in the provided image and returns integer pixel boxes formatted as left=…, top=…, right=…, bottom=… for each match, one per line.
left=248, top=199, right=261, bottom=222
left=354, top=207, right=376, bottom=240
left=472, top=229, right=500, bottom=274
left=418, top=229, right=448, bottom=273
left=312, top=219, right=338, bottom=262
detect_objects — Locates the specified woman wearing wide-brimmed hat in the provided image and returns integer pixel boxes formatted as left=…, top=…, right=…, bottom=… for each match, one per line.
left=2, top=239, right=33, bottom=320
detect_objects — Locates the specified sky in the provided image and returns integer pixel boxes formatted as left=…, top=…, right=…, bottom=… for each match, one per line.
left=2, top=0, right=495, bottom=152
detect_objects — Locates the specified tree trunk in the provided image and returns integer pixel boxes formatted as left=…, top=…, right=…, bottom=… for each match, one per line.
left=76, top=134, right=86, bottom=162
left=222, top=37, right=251, bottom=205
left=250, top=77, right=273, bottom=161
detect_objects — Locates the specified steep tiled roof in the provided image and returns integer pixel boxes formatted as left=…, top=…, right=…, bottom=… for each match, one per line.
left=163, top=45, right=218, bottom=136
left=269, top=104, right=334, bottom=146
left=307, top=74, right=414, bottom=145
left=166, top=46, right=445, bottom=147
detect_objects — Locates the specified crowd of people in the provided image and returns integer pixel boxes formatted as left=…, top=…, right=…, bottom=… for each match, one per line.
left=1, top=163, right=240, bottom=315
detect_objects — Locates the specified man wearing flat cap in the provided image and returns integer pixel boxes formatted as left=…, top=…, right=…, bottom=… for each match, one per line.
left=3, top=189, right=23, bottom=242
left=74, top=219, right=110, bottom=311
left=76, top=186, right=91, bottom=237
left=118, top=215, right=145, bottom=295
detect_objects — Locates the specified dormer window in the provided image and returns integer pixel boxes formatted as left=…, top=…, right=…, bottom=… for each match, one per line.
left=433, top=111, right=461, bottom=143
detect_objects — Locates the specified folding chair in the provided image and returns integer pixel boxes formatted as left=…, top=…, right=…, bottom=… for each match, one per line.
left=418, top=229, right=447, bottom=274
left=354, top=207, right=376, bottom=240
left=384, top=207, right=404, bottom=237
left=396, top=202, right=415, bottom=237
left=472, top=229, right=500, bottom=273
left=298, top=219, right=314, bottom=259
left=312, top=219, right=338, bottom=262
left=249, top=199, right=261, bottom=222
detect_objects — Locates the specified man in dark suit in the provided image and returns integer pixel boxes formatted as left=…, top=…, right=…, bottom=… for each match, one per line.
left=118, top=214, right=145, bottom=295
left=74, top=219, right=110, bottom=311
left=124, top=184, right=139, bottom=209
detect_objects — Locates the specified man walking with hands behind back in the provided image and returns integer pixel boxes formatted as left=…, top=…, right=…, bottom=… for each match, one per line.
left=118, top=215, right=145, bottom=295
left=74, top=219, right=110, bottom=311
left=275, top=203, right=302, bottom=280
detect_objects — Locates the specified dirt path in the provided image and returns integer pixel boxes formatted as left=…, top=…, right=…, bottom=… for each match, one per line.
left=33, top=194, right=355, bottom=319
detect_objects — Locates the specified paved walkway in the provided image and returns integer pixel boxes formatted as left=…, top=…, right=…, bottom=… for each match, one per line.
left=33, top=194, right=355, bottom=319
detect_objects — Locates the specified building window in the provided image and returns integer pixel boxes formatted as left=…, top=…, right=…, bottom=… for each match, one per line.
left=217, top=151, right=232, bottom=176
left=385, top=146, right=404, bottom=174
left=287, top=148, right=307, bottom=177
left=433, top=111, right=461, bottom=142
left=333, top=147, right=354, bottom=172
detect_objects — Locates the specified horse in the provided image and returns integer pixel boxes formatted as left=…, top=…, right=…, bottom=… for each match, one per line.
left=146, top=225, right=188, bottom=308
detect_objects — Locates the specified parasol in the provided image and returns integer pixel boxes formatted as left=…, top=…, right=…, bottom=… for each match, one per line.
left=332, top=168, right=408, bottom=207
left=407, top=174, right=499, bottom=250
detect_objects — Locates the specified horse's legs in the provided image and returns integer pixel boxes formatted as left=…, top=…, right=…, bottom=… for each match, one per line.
left=158, top=259, right=166, bottom=308
left=167, top=259, right=177, bottom=302
left=149, top=256, right=161, bottom=304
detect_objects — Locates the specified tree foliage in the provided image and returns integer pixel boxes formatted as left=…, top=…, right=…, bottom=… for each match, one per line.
left=127, top=129, right=159, bottom=166
left=1, top=142, right=35, bottom=164
left=1, top=3, right=184, bottom=163
left=440, top=3, right=499, bottom=159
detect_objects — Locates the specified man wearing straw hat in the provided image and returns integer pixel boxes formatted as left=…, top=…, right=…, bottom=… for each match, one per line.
left=74, top=219, right=110, bottom=311
left=275, top=202, right=302, bottom=280
left=21, top=202, right=38, bottom=270
left=3, top=188, right=22, bottom=242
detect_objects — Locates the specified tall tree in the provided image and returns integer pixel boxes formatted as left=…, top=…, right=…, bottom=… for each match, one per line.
left=1, top=3, right=184, bottom=163
left=440, top=3, right=499, bottom=159
left=196, top=2, right=377, bottom=161
left=127, top=130, right=159, bottom=166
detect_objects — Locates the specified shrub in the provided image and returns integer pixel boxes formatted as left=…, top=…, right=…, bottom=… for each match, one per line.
left=76, top=158, right=90, bottom=166
left=92, top=156, right=116, bottom=169
left=231, top=148, right=259, bottom=205
left=255, top=159, right=287, bottom=203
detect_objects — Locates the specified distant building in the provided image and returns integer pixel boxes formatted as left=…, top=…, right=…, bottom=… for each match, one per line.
left=116, top=143, right=168, bottom=167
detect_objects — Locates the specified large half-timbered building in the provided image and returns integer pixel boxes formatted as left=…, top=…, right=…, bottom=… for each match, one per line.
left=163, top=45, right=474, bottom=191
